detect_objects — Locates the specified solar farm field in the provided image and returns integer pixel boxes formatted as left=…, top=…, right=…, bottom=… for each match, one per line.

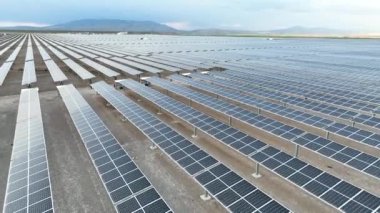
left=0, top=33, right=379, bottom=213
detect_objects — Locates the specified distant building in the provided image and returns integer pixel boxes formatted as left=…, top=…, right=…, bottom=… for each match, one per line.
left=117, top=32, right=129, bottom=35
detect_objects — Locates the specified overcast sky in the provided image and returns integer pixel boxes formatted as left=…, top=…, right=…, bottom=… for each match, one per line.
left=1, top=0, right=379, bottom=32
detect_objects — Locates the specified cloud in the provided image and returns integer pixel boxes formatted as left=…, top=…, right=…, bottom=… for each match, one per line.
left=219, top=23, right=243, bottom=29
left=0, top=21, right=49, bottom=27
left=163, top=21, right=192, bottom=30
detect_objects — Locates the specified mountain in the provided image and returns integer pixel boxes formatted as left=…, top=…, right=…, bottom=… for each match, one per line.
left=259, top=26, right=350, bottom=36
left=0, top=20, right=371, bottom=37
left=184, top=26, right=351, bottom=36
left=185, top=29, right=254, bottom=36
left=46, top=19, right=178, bottom=33
left=0, top=19, right=178, bottom=33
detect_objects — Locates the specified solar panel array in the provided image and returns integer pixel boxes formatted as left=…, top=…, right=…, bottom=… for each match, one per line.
left=32, top=36, right=68, bottom=83
left=118, top=78, right=380, bottom=212
left=57, top=84, right=171, bottom=213
left=35, top=36, right=95, bottom=80
left=0, top=35, right=26, bottom=86
left=125, top=56, right=180, bottom=72
left=22, top=35, right=37, bottom=86
left=188, top=72, right=380, bottom=150
left=0, top=35, right=23, bottom=58
left=36, top=34, right=182, bottom=75
left=1, top=33, right=380, bottom=213
left=167, top=75, right=380, bottom=179
left=91, top=81, right=290, bottom=213
left=38, top=38, right=120, bottom=78
left=3, top=88, right=54, bottom=213
left=111, top=57, right=164, bottom=74
left=209, top=70, right=380, bottom=133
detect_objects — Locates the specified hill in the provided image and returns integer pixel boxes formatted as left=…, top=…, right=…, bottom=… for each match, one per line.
left=46, top=19, right=178, bottom=33
left=0, top=20, right=375, bottom=37
left=0, top=19, right=178, bottom=33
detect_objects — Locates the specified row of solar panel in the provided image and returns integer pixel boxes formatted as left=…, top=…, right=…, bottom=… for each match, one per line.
left=3, top=88, right=54, bottom=213
left=196, top=53, right=380, bottom=105
left=187, top=72, right=380, bottom=150
left=220, top=66, right=380, bottom=114
left=31, top=35, right=68, bottom=83
left=42, top=33, right=215, bottom=72
left=38, top=35, right=186, bottom=75
left=117, top=78, right=380, bottom=212
left=212, top=70, right=380, bottom=132
left=57, top=84, right=171, bottom=213
left=47, top=35, right=193, bottom=72
left=0, top=36, right=27, bottom=86
left=236, top=59, right=380, bottom=105
left=22, top=35, right=37, bottom=86
left=166, top=75, right=380, bottom=179
left=91, top=81, right=290, bottom=213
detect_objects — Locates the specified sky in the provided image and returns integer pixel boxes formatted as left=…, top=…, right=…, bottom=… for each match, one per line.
left=0, top=0, right=379, bottom=32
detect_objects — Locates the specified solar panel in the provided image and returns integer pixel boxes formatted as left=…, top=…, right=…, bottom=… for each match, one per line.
left=3, top=88, right=54, bottom=213
left=96, top=57, right=142, bottom=76
left=0, top=36, right=27, bottom=86
left=154, top=55, right=212, bottom=69
left=22, top=61, right=36, bottom=86
left=72, top=45, right=112, bottom=58
left=62, top=59, right=95, bottom=80
left=91, top=81, right=290, bottom=213
left=44, top=60, right=68, bottom=83
left=78, top=44, right=126, bottom=57
left=21, top=35, right=37, bottom=86
left=32, top=35, right=67, bottom=83
left=25, top=36, right=34, bottom=62
left=221, top=70, right=363, bottom=118
left=0, top=36, right=20, bottom=50
left=57, top=43, right=97, bottom=58
left=53, top=44, right=83, bottom=59
left=190, top=72, right=380, bottom=150
left=34, top=37, right=94, bottom=81
left=111, top=57, right=164, bottom=74
left=219, top=65, right=379, bottom=114
left=168, top=75, right=380, bottom=179
left=6, top=38, right=25, bottom=63
left=79, top=58, right=119, bottom=78
left=118, top=78, right=380, bottom=212
left=125, top=56, right=180, bottom=72
left=33, top=37, right=51, bottom=61
left=138, top=56, right=197, bottom=70
left=151, top=55, right=206, bottom=70
left=56, top=84, right=171, bottom=213
left=0, top=36, right=22, bottom=57
left=38, top=39, right=68, bottom=60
